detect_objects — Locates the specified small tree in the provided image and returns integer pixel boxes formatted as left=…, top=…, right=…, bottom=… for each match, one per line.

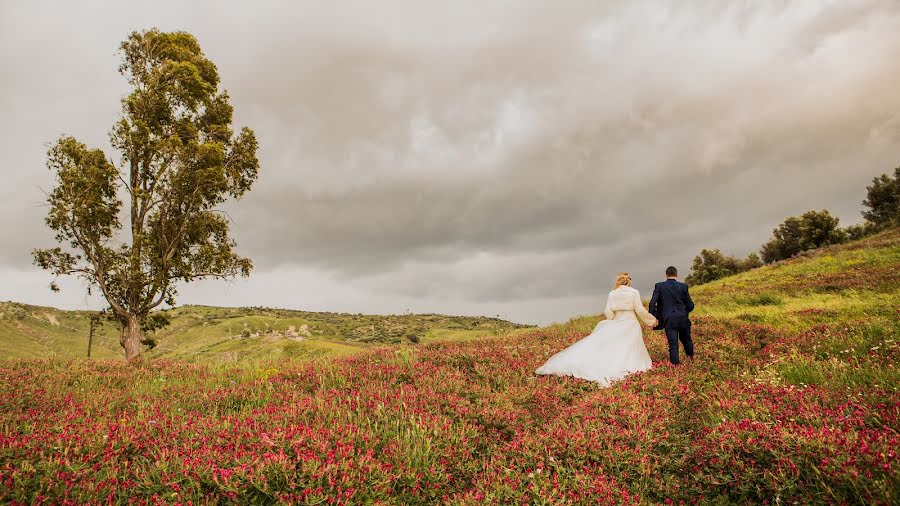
left=862, top=167, right=900, bottom=229
left=760, top=210, right=847, bottom=263
left=844, top=221, right=879, bottom=241
left=685, top=249, right=762, bottom=286
left=33, top=30, right=259, bottom=360
left=87, top=312, right=103, bottom=358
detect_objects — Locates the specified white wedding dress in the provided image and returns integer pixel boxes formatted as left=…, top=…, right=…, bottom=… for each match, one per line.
left=536, top=286, right=656, bottom=386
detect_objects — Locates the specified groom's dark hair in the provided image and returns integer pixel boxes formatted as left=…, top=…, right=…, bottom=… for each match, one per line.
left=666, top=266, right=678, bottom=277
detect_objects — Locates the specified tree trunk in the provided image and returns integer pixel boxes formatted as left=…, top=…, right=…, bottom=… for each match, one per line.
left=87, top=318, right=95, bottom=358
left=121, top=314, right=142, bottom=361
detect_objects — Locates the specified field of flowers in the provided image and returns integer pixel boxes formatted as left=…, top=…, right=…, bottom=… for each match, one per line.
left=1, top=230, right=898, bottom=504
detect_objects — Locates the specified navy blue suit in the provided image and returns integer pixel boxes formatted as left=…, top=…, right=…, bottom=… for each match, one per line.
left=649, top=279, right=695, bottom=364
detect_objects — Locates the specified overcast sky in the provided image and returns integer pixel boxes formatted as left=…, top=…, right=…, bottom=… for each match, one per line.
left=1, top=1, right=898, bottom=325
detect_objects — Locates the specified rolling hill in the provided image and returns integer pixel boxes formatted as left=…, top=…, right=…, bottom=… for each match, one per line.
left=0, top=228, right=897, bottom=503
left=0, top=303, right=531, bottom=361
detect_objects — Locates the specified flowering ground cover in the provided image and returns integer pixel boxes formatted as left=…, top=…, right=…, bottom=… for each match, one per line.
left=1, top=230, right=898, bottom=504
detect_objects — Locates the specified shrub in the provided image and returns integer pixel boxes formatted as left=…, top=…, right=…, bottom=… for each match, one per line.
left=844, top=221, right=880, bottom=241
left=685, top=249, right=763, bottom=285
left=760, top=210, right=848, bottom=263
left=862, top=167, right=900, bottom=229
left=10, top=305, right=27, bottom=320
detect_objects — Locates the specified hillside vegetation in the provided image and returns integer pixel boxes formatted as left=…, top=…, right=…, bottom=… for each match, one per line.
left=0, top=229, right=898, bottom=504
left=0, top=304, right=529, bottom=361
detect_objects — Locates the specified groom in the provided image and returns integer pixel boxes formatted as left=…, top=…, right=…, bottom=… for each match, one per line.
left=649, top=266, right=695, bottom=365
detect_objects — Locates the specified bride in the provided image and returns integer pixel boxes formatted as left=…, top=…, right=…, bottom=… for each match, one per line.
left=536, top=272, right=658, bottom=386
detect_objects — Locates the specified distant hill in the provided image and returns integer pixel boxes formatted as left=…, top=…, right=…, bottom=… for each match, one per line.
left=0, top=303, right=531, bottom=362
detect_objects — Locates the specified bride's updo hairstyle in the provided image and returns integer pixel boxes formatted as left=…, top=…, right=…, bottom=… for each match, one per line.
left=614, top=272, right=632, bottom=288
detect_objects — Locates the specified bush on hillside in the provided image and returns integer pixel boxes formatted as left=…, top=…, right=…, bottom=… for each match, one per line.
left=843, top=221, right=880, bottom=241
left=862, top=167, right=900, bottom=229
left=2, top=303, right=28, bottom=321
left=760, top=210, right=848, bottom=263
left=685, top=249, right=763, bottom=286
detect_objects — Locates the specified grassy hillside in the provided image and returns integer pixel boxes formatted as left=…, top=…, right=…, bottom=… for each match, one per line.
left=0, top=303, right=530, bottom=362
left=688, top=228, right=899, bottom=391
left=0, top=229, right=897, bottom=504
left=0, top=302, right=124, bottom=360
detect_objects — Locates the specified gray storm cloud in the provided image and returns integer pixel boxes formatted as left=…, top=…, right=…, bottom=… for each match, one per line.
left=1, top=0, right=899, bottom=324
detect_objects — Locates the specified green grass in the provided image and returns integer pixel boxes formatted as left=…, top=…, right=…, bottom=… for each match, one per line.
left=689, top=228, right=900, bottom=389
left=693, top=229, right=900, bottom=331
left=422, top=326, right=521, bottom=344
left=0, top=303, right=531, bottom=362
left=0, top=304, right=122, bottom=359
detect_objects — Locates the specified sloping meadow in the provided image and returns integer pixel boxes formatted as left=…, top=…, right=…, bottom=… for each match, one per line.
left=1, top=231, right=898, bottom=504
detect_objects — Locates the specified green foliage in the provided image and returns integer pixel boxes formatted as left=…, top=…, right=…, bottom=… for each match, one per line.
left=685, top=249, right=762, bottom=286
left=32, top=29, right=259, bottom=359
left=760, top=210, right=848, bottom=263
left=3, top=304, right=27, bottom=321
left=843, top=221, right=880, bottom=241
left=862, top=167, right=900, bottom=228
left=0, top=304, right=530, bottom=362
left=750, top=167, right=897, bottom=265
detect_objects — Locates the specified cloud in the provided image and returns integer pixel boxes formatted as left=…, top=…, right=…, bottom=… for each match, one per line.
left=1, top=0, right=899, bottom=324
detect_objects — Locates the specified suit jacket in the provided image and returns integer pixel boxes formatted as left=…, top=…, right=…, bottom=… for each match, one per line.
left=649, top=279, right=694, bottom=330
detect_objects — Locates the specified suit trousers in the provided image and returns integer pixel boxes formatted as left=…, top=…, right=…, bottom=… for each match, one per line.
left=665, top=324, right=693, bottom=364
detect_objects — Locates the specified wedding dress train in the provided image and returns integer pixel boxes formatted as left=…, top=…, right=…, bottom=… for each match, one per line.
left=536, top=285, right=656, bottom=386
